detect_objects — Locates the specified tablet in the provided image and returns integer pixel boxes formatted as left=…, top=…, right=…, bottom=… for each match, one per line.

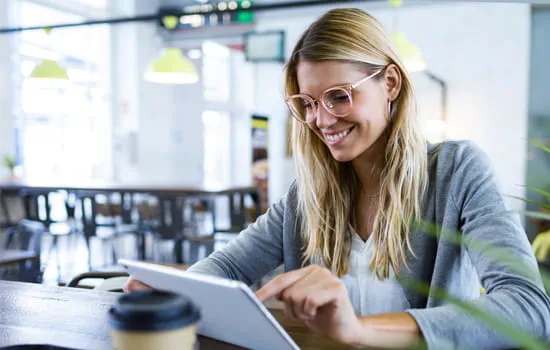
left=118, top=259, right=299, bottom=350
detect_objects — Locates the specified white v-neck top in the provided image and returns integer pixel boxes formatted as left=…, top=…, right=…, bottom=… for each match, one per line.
left=339, top=227, right=411, bottom=316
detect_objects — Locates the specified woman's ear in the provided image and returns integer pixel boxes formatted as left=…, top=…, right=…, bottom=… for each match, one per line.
left=383, top=64, right=402, bottom=101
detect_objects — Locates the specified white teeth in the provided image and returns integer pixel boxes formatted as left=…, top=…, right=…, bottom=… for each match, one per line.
left=326, top=128, right=351, bottom=142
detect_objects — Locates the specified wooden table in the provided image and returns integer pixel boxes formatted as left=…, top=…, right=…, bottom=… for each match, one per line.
left=0, top=179, right=258, bottom=196
left=0, top=281, right=349, bottom=349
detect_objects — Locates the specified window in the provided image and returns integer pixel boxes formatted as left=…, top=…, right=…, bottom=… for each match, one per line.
left=202, top=41, right=230, bottom=102
left=201, top=41, right=232, bottom=188
left=12, top=0, right=112, bottom=180
left=203, top=111, right=231, bottom=189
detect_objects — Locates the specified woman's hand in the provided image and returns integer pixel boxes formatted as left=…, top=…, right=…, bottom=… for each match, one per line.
left=122, top=276, right=153, bottom=293
left=256, top=265, right=363, bottom=346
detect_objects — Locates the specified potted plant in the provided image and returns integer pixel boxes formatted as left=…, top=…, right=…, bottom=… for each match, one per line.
left=2, top=155, right=16, bottom=179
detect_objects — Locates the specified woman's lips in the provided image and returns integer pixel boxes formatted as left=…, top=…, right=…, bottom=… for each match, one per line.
left=324, top=126, right=355, bottom=146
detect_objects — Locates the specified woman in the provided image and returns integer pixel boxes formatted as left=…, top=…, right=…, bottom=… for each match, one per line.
left=125, top=8, right=550, bottom=349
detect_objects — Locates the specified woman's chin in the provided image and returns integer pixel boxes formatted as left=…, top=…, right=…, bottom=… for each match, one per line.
left=329, top=149, right=355, bottom=163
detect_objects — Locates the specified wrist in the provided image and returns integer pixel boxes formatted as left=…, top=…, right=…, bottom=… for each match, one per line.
left=346, top=314, right=422, bottom=349
left=342, top=316, right=373, bottom=348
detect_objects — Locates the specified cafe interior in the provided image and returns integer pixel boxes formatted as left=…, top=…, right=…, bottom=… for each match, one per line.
left=1, top=0, right=550, bottom=349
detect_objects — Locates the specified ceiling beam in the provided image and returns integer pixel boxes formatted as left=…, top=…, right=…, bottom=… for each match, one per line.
left=0, top=0, right=377, bottom=34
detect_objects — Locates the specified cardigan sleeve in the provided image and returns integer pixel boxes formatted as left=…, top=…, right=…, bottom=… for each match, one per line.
left=407, top=141, right=550, bottom=349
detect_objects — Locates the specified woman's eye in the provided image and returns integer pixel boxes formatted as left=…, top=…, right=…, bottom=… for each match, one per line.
left=334, top=94, right=348, bottom=102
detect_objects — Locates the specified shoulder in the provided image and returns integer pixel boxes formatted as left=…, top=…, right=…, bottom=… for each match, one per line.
left=427, top=140, right=500, bottom=209
left=427, top=140, right=493, bottom=181
left=428, top=140, right=489, bottom=166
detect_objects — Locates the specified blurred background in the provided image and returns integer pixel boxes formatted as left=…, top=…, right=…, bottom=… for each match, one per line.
left=0, top=0, right=549, bottom=286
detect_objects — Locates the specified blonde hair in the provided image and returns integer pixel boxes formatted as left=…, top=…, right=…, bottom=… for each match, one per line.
left=286, top=8, right=428, bottom=278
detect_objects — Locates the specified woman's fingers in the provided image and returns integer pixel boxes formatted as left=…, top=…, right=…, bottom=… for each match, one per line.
left=122, top=276, right=153, bottom=293
left=276, top=266, right=343, bottom=321
left=256, top=265, right=317, bottom=302
left=302, top=281, right=346, bottom=316
left=283, top=300, right=301, bottom=322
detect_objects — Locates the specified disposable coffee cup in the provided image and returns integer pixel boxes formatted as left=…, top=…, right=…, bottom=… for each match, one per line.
left=108, top=290, right=201, bottom=350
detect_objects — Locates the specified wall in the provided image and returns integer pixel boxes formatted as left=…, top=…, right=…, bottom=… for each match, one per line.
left=0, top=0, right=15, bottom=177
left=253, top=2, right=531, bottom=211
left=110, top=0, right=140, bottom=182
left=230, top=50, right=254, bottom=187
left=111, top=0, right=205, bottom=185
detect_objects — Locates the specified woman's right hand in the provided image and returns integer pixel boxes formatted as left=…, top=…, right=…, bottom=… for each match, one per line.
left=123, top=276, right=153, bottom=293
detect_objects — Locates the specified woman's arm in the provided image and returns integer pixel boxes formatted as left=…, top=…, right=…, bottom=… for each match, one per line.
left=407, top=142, right=550, bottom=349
left=256, top=265, right=423, bottom=349
left=354, top=313, right=422, bottom=349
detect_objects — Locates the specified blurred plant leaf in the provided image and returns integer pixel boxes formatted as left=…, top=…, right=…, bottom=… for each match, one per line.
left=525, top=185, right=550, bottom=200
left=524, top=210, right=550, bottom=221
left=529, top=140, right=550, bottom=154
left=533, top=231, right=550, bottom=262
left=415, top=219, right=550, bottom=301
left=507, top=195, right=550, bottom=210
left=2, top=155, right=15, bottom=170
left=400, top=278, right=549, bottom=350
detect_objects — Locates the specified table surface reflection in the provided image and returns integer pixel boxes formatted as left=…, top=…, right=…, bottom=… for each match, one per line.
left=0, top=281, right=351, bottom=350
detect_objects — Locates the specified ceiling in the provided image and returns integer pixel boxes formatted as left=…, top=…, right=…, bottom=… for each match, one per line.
left=160, top=0, right=326, bottom=6
left=159, top=0, right=373, bottom=9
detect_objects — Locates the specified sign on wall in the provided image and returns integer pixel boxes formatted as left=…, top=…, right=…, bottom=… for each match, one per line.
left=252, top=114, right=268, bottom=213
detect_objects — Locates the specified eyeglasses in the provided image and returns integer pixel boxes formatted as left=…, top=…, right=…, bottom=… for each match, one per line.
left=285, top=69, right=383, bottom=123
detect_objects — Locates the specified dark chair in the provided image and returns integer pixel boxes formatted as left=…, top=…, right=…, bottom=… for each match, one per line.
left=136, top=195, right=185, bottom=262
left=78, top=192, right=137, bottom=270
left=163, top=196, right=216, bottom=265
left=20, top=189, right=82, bottom=282
left=67, top=271, right=129, bottom=292
left=1, top=219, right=46, bottom=283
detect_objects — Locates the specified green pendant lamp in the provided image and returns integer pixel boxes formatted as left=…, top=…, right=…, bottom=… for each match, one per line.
left=144, top=48, right=199, bottom=84
left=144, top=15, right=199, bottom=85
left=28, top=59, right=70, bottom=87
left=392, top=32, right=426, bottom=72
left=390, top=0, right=426, bottom=72
left=26, top=28, right=70, bottom=88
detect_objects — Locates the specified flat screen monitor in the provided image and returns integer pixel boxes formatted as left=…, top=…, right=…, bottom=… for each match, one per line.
left=244, top=31, right=285, bottom=63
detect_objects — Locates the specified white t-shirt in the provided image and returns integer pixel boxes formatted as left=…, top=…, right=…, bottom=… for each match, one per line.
left=339, top=227, right=411, bottom=316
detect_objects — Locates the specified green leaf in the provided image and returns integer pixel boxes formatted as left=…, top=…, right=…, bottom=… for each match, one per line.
left=416, top=219, right=550, bottom=302
left=529, top=140, right=550, bottom=154
left=400, top=278, right=549, bottom=350
left=2, top=155, right=15, bottom=169
left=524, top=210, right=550, bottom=221
left=525, top=185, right=550, bottom=199
left=506, top=195, right=550, bottom=210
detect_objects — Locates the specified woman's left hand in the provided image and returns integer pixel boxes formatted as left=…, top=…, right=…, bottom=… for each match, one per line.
left=256, top=265, right=363, bottom=346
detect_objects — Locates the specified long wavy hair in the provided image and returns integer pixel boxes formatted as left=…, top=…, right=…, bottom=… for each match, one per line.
left=286, top=8, right=428, bottom=278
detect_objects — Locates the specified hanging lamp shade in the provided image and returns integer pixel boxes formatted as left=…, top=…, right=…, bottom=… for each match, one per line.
left=29, top=59, right=69, bottom=79
left=25, top=28, right=70, bottom=88
left=392, top=32, right=426, bottom=73
left=144, top=48, right=199, bottom=84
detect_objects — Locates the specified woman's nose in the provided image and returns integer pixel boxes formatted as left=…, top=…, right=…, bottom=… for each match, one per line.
left=315, top=105, right=338, bottom=129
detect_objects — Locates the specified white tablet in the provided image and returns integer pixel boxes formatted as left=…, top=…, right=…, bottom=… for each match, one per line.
left=118, top=259, right=299, bottom=350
